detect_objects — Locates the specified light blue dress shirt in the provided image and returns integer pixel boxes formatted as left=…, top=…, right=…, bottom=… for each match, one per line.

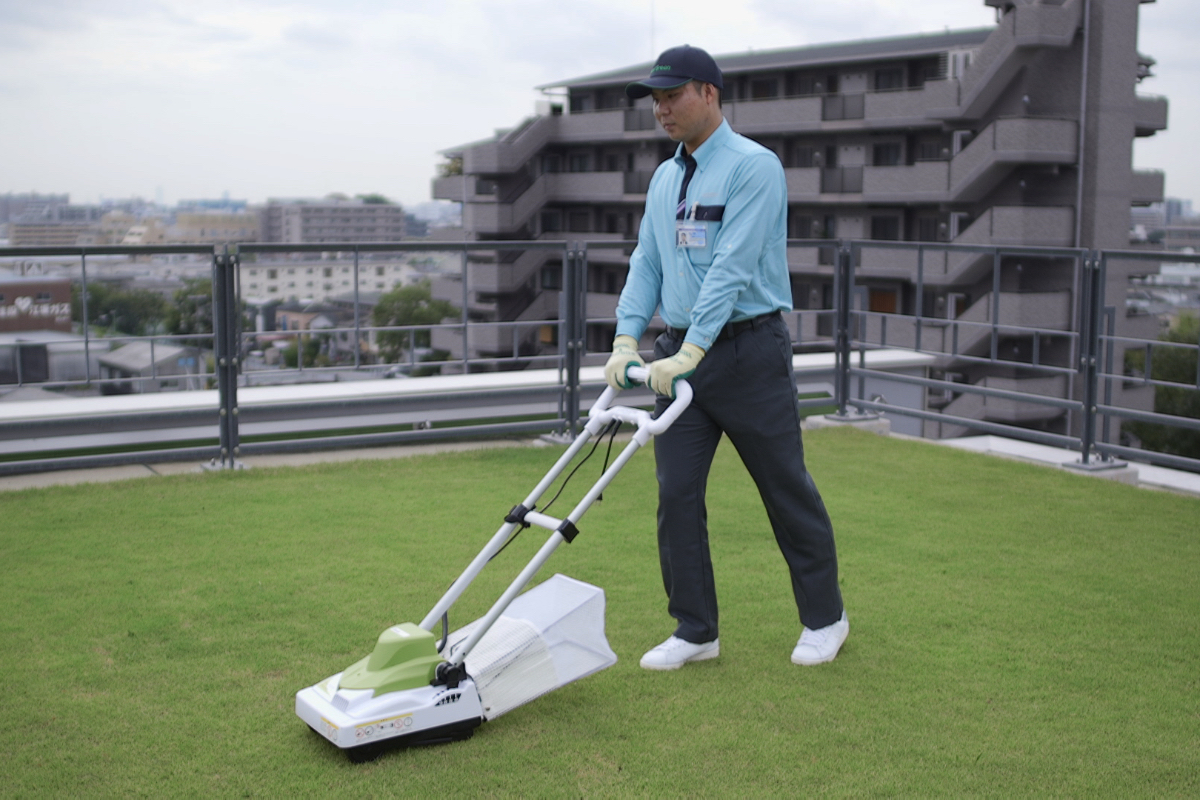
left=615, top=118, right=792, bottom=350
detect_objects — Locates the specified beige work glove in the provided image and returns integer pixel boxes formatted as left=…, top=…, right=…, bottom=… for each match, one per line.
left=603, top=335, right=645, bottom=391
left=648, top=342, right=705, bottom=398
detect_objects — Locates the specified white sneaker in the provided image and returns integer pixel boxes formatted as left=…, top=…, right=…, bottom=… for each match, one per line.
left=639, top=636, right=720, bottom=671
left=790, top=611, right=849, bottom=665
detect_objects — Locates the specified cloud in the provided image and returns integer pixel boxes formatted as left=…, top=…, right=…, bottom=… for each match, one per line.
left=0, top=0, right=1195, bottom=208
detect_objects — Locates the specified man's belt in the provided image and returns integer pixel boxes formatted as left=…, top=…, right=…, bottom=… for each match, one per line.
left=665, top=310, right=781, bottom=342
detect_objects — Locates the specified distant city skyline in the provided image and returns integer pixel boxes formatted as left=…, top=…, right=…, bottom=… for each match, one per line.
left=1, top=0, right=1195, bottom=208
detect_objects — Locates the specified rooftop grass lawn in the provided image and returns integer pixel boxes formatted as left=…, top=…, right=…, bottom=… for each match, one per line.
left=1, top=426, right=1197, bottom=796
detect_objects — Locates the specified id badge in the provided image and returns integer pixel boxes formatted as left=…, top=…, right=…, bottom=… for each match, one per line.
left=676, top=222, right=707, bottom=249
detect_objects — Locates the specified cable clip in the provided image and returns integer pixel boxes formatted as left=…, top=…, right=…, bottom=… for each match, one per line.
left=504, top=503, right=533, bottom=528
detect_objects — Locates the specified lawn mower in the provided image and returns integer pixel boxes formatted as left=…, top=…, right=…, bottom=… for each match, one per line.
left=295, top=367, right=691, bottom=761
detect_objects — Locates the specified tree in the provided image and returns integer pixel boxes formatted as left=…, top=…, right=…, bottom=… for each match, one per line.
left=165, top=278, right=214, bottom=347
left=281, top=336, right=322, bottom=368
left=1125, top=311, right=1200, bottom=459
left=355, top=193, right=394, bottom=205
left=372, top=280, right=458, bottom=363
left=72, top=282, right=170, bottom=336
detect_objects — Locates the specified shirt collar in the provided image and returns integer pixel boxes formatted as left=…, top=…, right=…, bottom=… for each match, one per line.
left=673, top=118, right=732, bottom=170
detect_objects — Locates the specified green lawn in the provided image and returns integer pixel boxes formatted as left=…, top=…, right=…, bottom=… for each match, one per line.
left=2, top=427, right=1197, bottom=796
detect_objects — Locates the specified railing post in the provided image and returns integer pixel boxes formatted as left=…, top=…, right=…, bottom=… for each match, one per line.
left=80, top=253, right=92, bottom=383
left=460, top=247, right=469, bottom=373
left=209, top=244, right=243, bottom=470
left=832, top=240, right=853, bottom=418
left=561, top=242, right=585, bottom=436
left=352, top=245, right=362, bottom=369
left=1072, top=248, right=1122, bottom=470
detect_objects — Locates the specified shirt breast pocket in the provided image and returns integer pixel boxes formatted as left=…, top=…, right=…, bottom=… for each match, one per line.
left=681, top=205, right=724, bottom=266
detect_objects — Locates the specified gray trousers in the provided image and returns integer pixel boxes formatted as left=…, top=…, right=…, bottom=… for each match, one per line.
left=653, top=315, right=843, bottom=643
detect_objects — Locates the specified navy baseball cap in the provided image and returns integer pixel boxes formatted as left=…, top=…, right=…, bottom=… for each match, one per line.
left=625, top=45, right=724, bottom=99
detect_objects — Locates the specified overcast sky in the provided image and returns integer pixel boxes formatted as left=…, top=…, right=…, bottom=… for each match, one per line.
left=1, top=0, right=1196, bottom=210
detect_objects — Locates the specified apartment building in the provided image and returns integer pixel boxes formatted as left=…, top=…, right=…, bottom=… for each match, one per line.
left=241, top=258, right=424, bottom=303
left=261, top=197, right=407, bottom=245
left=432, top=0, right=1166, bottom=438
left=0, top=193, right=70, bottom=224
left=171, top=211, right=260, bottom=244
left=8, top=205, right=106, bottom=246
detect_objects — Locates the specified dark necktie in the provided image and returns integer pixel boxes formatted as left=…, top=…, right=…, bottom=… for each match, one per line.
left=676, top=155, right=697, bottom=220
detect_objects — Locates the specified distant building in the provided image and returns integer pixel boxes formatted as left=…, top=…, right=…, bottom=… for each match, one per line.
left=240, top=257, right=434, bottom=303
left=0, top=331, right=97, bottom=385
left=97, top=341, right=204, bottom=394
left=9, top=205, right=105, bottom=246
left=261, top=196, right=407, bottom=245
left=0, top=193, right=70, bottom=224
left=0, top=277, right=72, bottom=334
left=405, top=213, right=429, bottom=238
left=170, top=211, right=260, bottom=244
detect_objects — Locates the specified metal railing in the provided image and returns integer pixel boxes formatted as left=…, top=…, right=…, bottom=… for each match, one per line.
left=1, top=238, right=1197, bottom=475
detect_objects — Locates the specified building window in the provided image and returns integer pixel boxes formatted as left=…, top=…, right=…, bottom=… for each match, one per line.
left=871, top=215, right=902, bottom=241
left=873, top=142, right=902, bottom=166
left=376, top=266, right=385, bottom=276
left=915, top=139, right=946, bottom=161
left=786, top=72, right=820, bottom=96
left=540, top=211, right=562, bottom=233
left=874, top=68, right=905, bottom=91
left=750, top=78, right=779, bottom=99
left=268, top=269, right=278, bottom=279
left=541, top=266, right=562, bottom=290
left=567, top=211, right=591, bottom=232
left=791, top=214, right=815, bottom=239
left=915, top=216, right=941, bottom=242
left=568, top=153, right=590, bottom=172
left=787, top=144, right=818, bottom=168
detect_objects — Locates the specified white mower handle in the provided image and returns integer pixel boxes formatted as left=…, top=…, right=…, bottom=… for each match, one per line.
left=589, top=365, right=692, bottom=440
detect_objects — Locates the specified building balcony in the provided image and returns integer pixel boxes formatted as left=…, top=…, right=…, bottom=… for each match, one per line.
left=544, top=171, right=626, bottom=203
left=859, top=290, right=1073, bottom=357
left=725, top=96, right=823, bottom=131
left=862, top=162, right=949, bottom=202
left=1134, top=94, right=1168, bottom=137
left=785, top=118, right=1075, bottom=205
left=853, top=206, right=1075, bottom=282
left=862, top=88, right=944, bottom=125
left=554, top=109, right=627, bottom=142
left=431, top=175, right=466, bottom=203
left=1130, top=169, right=1165, bottom=207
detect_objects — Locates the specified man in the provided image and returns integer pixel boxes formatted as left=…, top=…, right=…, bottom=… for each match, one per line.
left=604, top=45, right=848, bottom=670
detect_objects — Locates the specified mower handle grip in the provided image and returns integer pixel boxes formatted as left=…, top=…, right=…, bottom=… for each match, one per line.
left=590, top=365, right=691, bottom=439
